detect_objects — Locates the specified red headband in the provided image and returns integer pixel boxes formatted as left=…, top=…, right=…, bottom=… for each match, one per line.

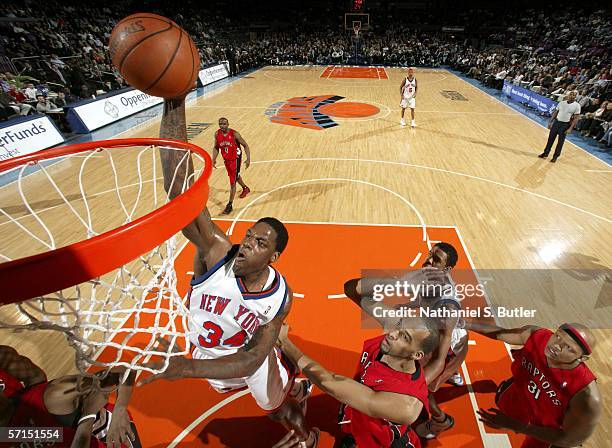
left=560, top=324, right=592, bottom=356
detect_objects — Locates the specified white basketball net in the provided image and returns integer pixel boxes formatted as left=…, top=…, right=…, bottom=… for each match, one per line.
left=0, top=144, right=205, bottom=379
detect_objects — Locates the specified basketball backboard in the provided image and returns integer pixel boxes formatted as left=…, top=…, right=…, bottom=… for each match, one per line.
left=344, top=13, right=370, bottom=31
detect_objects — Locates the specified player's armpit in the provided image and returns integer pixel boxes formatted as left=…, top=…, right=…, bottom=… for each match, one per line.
left=187, top=209, right=232, bottom=269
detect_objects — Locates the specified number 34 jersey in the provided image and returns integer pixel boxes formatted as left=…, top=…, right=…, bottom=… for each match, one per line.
left=187, top=245, right=289, bottom=358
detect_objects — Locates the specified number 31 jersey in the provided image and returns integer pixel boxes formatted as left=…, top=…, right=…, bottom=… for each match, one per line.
left=188, top=245, right=289, bottom=358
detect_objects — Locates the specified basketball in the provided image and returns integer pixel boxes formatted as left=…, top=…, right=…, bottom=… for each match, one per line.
left=109, top=13, right=200, bottom=98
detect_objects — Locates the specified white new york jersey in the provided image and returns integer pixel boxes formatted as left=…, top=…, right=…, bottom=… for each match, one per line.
left=403, top=77, right=417, bottom=98
left=188, top=245, right=288, bottom=358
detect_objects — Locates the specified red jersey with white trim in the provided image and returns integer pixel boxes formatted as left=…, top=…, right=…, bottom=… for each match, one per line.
left=507, top=328, right=596, bottom=428
left=340, top=335, right=429, bottom=448
left=188, top=245, right=288, bottom=359
left=215, top=129, right=241, bottom=160
left=8, top=382, right=110, bottom=447
left=0, top=368, right=25, bottom=397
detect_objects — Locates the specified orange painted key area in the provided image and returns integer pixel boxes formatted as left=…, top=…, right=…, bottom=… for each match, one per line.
left=100, top=221, right=526, bottom=447
left=321, top=66, right=388, bottom=79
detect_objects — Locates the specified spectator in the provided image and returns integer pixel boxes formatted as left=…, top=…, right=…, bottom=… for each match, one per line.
left=0, top=90, right=32, bottom=116
left=35, top=94, right=58, bottom=114
left=0, top=74, right=9, bottom=92
left=7, top=83, right=27, bottom=103
left=54, top=91, right=68, bottom=107
left=23, top=83, right=38, bottom=101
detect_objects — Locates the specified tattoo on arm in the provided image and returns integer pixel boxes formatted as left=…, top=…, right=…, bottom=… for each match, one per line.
left=159, top=98, right=195, bottom=199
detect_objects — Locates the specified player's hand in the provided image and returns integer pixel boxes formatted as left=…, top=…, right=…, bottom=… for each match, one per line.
left=138, top=355, right=194, bottom=385
left=547, top=121, right=553, bottom=129
left=80, top=383, right=110, bottom=416
left=402, top=267, right=449, bottom=289
left=138, top=337, right=190, bottom=385
left=212, top=158, right=218, bottom=169
left=272, top=430, right=301, bottom=448
left=245, top=158, right=251, bottom=169
left=106, top=406, right=135, bottom=448
left=477, top=408, right=523, bottom=433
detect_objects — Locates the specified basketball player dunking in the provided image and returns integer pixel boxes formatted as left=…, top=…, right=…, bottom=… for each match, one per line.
left=212, top=117, right=251, bottom=215
left=471, top=322, right=602, bottom=447
left=141, top=98, right=318, bottom=447
left=400, top=67, right=418, bottom=128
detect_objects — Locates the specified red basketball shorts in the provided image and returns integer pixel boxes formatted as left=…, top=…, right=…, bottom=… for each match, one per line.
left=223, top=156, right=241, bottom=185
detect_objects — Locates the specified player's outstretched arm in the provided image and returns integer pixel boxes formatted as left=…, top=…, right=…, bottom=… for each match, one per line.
left=159, top=98, right=232, bottom=269
left=343, top=277, right=396, bottom=326
left=106, top=370, right=137, bottom=448
left=478, top=383, right=601, bottom=447
left=0, top=345, right=46, bottom=387
left=70, top=386, right=110, bottom=448
left=469, top=322, right=537, bottom=346
left=277, top=325, right=423, bottom=426
left=140, top=289, right=294, bottom=383
left=344, top=268, right=448, bottom=327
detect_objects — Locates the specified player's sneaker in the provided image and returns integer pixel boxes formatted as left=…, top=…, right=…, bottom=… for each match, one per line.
left=411, top=120, right=416, bottom=128
left=222, top=203, right=233, bottom=215
left=290, top=378, right=313, bottom=414
left=446, top=372, right=464, bottom=386
left=415, top=414, right=455, bottom=439
left=239, top=186, right=250, bottom=198
left=400, top=118, right=406, bottom=126
left=299, top=427, right=320, bottom=448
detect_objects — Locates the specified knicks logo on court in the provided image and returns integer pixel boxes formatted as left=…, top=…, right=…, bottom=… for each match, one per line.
left=265, top=95, right=380, bottom=130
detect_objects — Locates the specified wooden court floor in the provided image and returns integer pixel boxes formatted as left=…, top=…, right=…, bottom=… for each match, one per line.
left=0, top=66, right=610, bottom=447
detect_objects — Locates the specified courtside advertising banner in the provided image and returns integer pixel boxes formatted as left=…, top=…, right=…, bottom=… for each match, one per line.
left=502, top=81, right=557, bottom=115
left=198, top=62, right=230, bottom=87
left=66, top=88, right=163, bottom=133
left=0, top=115, right=64, bottom=160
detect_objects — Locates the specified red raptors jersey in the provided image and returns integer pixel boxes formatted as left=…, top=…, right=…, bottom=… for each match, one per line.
left=340, top=335, right=429, bottom=448
left=0, top=368, right=25, bottom=397
left=215, top=129, right=241, bottom=160
left=507, top=328, right=596, bottom=429
left=8, top=382, right=134, bottom=448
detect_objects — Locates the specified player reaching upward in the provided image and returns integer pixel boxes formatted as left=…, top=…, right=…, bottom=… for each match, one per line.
left=278, top=315, right=440, bottom=448
left=414, top=243, right=468, bottom=439
left=400, top=67, right=418, bottom=127
left=344, top=242, right=469, bottom=440
left=471, top=322, right=602, bottom=448
left=140, top=98, right=318, bottom=447
left=212, top=117, right=251, bottom=215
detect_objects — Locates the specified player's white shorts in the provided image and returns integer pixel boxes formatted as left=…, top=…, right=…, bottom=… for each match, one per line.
left=400, top=97, right=416, bottom=109
left=192, top=346, right=296, bottom=412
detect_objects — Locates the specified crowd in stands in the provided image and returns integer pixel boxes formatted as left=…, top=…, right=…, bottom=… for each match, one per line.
left=0, top=0, right=610, bottom=148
